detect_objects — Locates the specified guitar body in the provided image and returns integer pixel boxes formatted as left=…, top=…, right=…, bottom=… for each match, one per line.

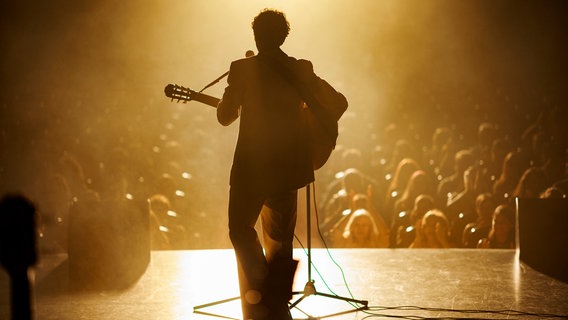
left=164, top=83, right=338, bottom=170
left=303, top=106, right=337, bottom=170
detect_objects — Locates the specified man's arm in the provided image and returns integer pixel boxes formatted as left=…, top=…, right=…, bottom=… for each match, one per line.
left=217, top=62, right=241, bottom=126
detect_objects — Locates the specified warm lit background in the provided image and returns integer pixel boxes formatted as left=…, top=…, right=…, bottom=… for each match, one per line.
left=1, top=0, right=567, bottom=249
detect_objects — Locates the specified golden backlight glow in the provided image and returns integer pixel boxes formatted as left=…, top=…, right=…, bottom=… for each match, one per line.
left=1, top=2, right=567, bottom=317
left=169, top=250, right=364, bottom=319
left=3, top=0, right=564, bottom=249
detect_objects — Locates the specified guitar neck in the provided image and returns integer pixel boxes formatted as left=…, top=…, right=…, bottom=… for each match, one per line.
left=191, top=92, right=221, bottom=108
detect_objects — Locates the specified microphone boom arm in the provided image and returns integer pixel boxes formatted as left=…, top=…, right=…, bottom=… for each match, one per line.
left=198, top=50, right=255, bottom=93
left=199, top=71, right=229, bottom=93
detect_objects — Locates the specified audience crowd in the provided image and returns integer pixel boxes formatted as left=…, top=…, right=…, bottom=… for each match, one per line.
left=318, top=102, right=567, bottom=249
left=1, top=88, right=566, bottom=252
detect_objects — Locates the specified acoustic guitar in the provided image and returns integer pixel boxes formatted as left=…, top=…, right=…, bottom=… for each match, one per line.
left=164, top=83, right=338, bottom=170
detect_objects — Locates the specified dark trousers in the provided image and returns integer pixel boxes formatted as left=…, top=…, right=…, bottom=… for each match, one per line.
left=228, top=185, right=298, bottom=320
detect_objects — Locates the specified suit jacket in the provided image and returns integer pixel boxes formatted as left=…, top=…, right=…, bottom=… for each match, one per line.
left=217, top=49, right=315, bottom=194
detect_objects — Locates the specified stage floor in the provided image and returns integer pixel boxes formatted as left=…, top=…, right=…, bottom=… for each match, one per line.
left=2, top=249, right=568, bottom=320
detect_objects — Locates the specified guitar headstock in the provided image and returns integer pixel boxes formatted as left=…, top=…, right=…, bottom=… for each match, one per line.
left=164, top=84, right=195, bottom=103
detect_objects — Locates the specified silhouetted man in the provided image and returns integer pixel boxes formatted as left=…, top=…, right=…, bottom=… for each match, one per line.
left=217, top=9, right=347, bottom=320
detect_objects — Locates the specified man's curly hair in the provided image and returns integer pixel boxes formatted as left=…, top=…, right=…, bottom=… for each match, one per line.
left=252, top=9, right=290, bottom=49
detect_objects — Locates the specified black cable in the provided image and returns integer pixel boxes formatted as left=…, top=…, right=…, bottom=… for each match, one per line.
left=359, top=305, right=568, bottom=319
left=295, top=182, right=568, bottom=320
left=310, top=182, right=359, bottom=303
left=292, top=181, right=363, bottom=311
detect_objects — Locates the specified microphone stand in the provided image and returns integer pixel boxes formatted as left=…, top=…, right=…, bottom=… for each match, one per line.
left=193, top=184, right=369, bottom=320
left=289, top=183, right=368, bottom=319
